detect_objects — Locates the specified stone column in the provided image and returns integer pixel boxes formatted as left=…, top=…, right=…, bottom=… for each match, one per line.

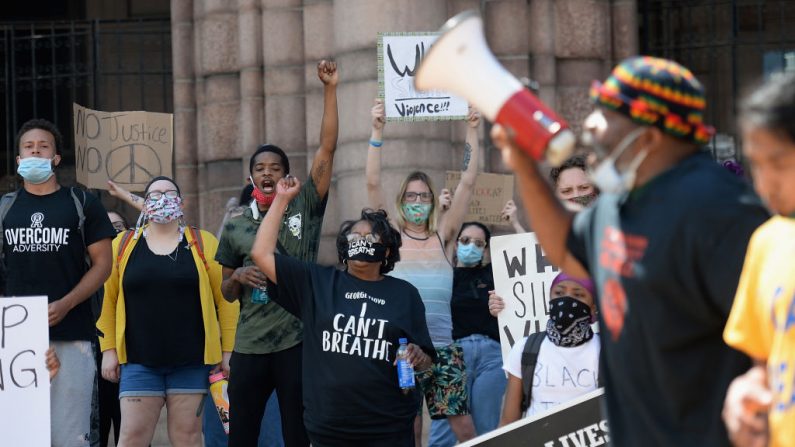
left=171, top=0, right=199, bottom=224
left=238, top=0, right=264, bottom=178
left=194, top=0, right=242, bottom=231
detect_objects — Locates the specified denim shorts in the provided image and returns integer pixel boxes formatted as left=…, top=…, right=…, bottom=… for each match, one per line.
left=119, top=363, right=211, bottom=398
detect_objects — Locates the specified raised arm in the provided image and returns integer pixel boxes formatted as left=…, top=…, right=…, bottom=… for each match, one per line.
left=501, top=200, right=527, bottom=234
left=365, top=98, right=387, bottom=210
left=439, top=107, right=481, bottom=247
left=250, top=176, right=302, bottom=283
left=310, top=60, right=339, bottom=200
left=491, top=124, right=588, bottom=278
left=107, top=180, right=144, bottom=212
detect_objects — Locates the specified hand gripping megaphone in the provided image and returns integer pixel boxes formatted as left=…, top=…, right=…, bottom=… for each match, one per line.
left=415, top=10, right=575, bottom=166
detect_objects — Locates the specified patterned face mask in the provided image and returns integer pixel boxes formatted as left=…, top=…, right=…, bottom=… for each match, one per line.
left=145, top=195, right=184, bottom=224
left=568, top=191, right=598, bottom=207
left=401, top=203, right=431, bottom=225
left=546, top=296, right=594, bottom=347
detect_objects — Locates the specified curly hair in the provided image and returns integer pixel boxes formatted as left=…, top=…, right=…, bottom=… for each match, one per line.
left=336, top=209, right=402, bottom=274
left=16, top=118, right=63, bottom=155
left=549, top=154, right=588, bottom=186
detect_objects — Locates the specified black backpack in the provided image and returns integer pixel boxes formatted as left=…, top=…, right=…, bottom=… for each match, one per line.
left=519, top=331, right=602, bottom=412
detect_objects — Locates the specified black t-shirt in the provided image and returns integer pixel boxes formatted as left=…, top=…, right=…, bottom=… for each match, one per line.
left=123, top=236, right=204, bottom=367
left=566, top=152, right=769, bottom=446
left=274, top=254, right=436, bottom=439
left=451, top=264, right=499, bottom=342
left=3, top=187, right=115, bottom=341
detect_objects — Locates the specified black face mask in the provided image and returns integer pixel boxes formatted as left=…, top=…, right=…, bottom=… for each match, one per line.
left=346, top=239, right=387, bottom=264
left=546, top=296, right=594, bottom=347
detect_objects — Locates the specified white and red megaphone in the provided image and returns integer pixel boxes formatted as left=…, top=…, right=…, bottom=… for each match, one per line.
left=415, top=10, right=575, bottom=166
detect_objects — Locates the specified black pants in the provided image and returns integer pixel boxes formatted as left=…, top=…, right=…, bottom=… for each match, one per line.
left=228, top=345, right=309, bottom=447
left=94, top=341, right=121, bottom=447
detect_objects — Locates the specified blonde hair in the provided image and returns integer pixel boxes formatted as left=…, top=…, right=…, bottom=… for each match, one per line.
left=394, top=171, right=438, bottom=234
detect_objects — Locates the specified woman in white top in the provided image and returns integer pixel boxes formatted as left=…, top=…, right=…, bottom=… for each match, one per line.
left=493, top=272, right=600, bottom=423
left=366, top=98, right=480, bottom=445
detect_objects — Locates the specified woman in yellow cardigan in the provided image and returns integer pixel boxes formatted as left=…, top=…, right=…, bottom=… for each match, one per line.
left=97, top=176, right=239, bottom=447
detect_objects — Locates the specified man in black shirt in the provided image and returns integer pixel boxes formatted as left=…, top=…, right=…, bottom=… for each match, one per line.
left=491, top=57, right=769, bottom=445
left=3, top=119, right=115, bottom=447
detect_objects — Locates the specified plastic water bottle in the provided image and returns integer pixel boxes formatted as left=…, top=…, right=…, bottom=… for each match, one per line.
left=209, top=372, right=231, bottom=434
left=396, top=338, right=415, bottom=394
left=251, top=283, right=270, bottom=304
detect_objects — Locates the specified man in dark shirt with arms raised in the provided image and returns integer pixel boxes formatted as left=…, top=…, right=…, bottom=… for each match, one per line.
left=491, top=57, right=769, bottom=446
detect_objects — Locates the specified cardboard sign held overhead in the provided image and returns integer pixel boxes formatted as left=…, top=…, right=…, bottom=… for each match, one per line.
left=378, top=32, right=468, bottom=121
left=445, top=171, right=515, bottom=226
left=73, top=103, right=173, bottom=191
left=489, top=232, right=559, bottom=362
left=0, top=296, right=51, bottom=447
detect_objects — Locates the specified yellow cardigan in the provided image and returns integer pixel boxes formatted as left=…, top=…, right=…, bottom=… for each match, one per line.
left=96, top=227, right=239, bottom=365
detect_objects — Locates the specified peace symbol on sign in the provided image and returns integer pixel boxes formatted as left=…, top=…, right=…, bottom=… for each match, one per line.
left=106, top=143, right=162, bottom=185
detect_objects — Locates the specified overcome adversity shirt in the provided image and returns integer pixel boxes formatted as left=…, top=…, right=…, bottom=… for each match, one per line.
left=3, top=187, right=115, bottom=341
left=724, top=216, right=795, bottom=447
left=567, top=152, right=769, bottom=446
left=274, top=254, right=436, bottom=439
left=215, top=176, right=327, bottom=354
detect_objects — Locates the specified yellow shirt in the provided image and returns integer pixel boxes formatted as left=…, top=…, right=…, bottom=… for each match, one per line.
left=724, top=215, right=795, bottom=447
left=96, top=227, right=239, bottom=365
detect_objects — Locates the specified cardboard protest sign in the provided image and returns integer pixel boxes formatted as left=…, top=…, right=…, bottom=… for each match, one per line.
left=489, top=233, right=559, bottom=361
left=0, top=296, right=51, bottom=446
left=445, top=171, right=515, bottom=226
left=73, top=103, right=173, bottom=191
left=460, top=388, right=609, bottom=447
left=378, top=32, right=468, bottom=121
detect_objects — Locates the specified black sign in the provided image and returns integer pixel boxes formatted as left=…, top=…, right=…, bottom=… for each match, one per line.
left=462, top=389, right=609, bottom=447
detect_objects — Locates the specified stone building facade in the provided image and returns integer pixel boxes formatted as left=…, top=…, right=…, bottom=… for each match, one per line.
left=172, top=0, right=638, bottom=264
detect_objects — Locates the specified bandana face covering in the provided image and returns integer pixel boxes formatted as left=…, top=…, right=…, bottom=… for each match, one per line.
left=251, top=186, right=275, bottom=207
left=347, top=238, right=387, bottom=263
left=401, top=203, right=431, bottom=225
left=146, top=196, right=184, bottom=224
left=546, top=296, right=594, bottom=347
left=568, top=191, right=598, bottom=207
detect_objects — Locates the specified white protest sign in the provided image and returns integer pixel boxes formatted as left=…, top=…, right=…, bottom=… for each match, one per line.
left=0, top=296, right=51, bottom=446
left=73, top=103, right=173, bottom=191
left=378, top=32, right=468, bottom=121
left=490, top=233, right=559, bottom=361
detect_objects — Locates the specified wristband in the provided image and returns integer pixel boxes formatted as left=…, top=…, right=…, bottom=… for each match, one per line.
left=369, top=139, right=383, bottom=148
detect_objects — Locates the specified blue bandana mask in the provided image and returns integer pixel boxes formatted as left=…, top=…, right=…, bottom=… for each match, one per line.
left=17, top=157, right=55, bottom=184
left=456, top=243, right=484, bottom=266
left=401, top=203, right=431, bottom=225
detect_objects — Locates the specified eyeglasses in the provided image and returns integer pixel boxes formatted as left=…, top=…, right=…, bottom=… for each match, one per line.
left=111, top=221, right=127, bottom=233
left=403, top=191, right=433, bottom=203
left=458, top=236, right=486, bottom=248
left=346, top=233, right=381, bottom=244
left=145, top=190, right=179, bottom=201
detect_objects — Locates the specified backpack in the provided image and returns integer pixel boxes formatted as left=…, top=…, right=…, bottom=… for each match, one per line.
left=116, top=226, right=208, bottom=271
left=519, top=331, right=603, bottom=413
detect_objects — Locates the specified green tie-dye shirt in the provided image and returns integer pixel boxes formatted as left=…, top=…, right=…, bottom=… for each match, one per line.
left=215, top=176, right=327, bottom=354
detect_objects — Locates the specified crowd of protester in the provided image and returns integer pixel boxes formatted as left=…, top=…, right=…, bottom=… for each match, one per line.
left=4, top=55, right=794, bottom=447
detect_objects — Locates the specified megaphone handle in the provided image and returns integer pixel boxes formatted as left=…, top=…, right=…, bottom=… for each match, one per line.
left=495, top=89, right=569, bottom=162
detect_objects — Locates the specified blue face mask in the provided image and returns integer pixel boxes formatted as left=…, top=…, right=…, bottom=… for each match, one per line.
left=456, top=243, right=484, bottom=266
left=17, top=156, right=55, bottom=184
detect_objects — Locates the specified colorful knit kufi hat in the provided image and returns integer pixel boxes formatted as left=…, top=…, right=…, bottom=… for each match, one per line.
left=590, top=56, right=715, bottom=145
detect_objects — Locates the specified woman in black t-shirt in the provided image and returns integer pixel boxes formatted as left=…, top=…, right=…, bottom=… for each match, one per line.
left=251, top=176, right=436, bottom=447
left=97, top=176, right=238, bottom=447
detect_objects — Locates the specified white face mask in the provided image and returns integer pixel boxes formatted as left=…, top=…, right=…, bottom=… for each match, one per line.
left=587, top=127, right=648, bottom=194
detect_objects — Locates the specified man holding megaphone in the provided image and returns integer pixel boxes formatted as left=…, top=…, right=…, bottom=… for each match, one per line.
left=491, top=58, right=768, bottom=445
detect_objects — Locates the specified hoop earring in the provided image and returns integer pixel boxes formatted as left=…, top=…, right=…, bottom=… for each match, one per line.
left=342, top=259, right=348, bottom=266
left=383, top=259, right=388, bottom=267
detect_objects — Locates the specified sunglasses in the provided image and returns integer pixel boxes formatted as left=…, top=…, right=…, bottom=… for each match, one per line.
left=458, top=236, right=486, bottom=248
left=346, top=233, right=381, bottom=244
